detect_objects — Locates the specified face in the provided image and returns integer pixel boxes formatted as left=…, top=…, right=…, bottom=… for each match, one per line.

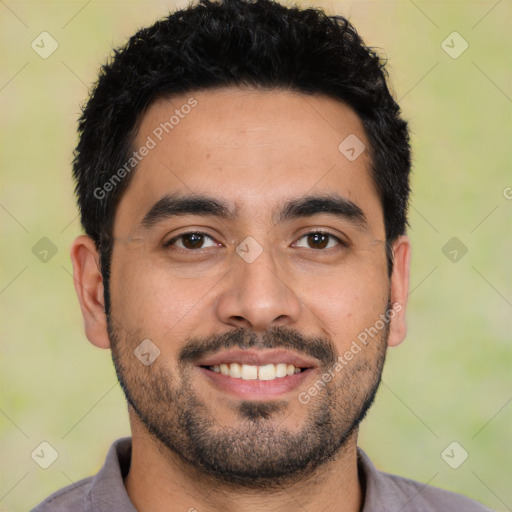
left=73, top=87, right=410, bottom=487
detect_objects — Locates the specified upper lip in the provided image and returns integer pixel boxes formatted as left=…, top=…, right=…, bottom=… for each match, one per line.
left=196, top=349, right=319, bottom=369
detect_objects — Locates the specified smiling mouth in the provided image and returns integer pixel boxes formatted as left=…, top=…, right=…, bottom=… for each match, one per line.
left=201, top=363, right=308, bottom=381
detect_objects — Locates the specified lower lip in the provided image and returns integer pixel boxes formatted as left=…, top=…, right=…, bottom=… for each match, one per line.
left=198, top=367, right=315, bottom=400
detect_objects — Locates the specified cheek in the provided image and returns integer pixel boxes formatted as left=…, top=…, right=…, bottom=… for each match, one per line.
left=297, top=260, right=390, bottom=343
left=109, top=248, right=213, bottom=342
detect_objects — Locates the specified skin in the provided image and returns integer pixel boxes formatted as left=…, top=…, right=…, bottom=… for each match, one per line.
left=71, top=87, right=410, bottom=512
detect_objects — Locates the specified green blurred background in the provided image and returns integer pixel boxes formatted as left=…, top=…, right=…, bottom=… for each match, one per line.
left=1, top=1, right=510, bottom=510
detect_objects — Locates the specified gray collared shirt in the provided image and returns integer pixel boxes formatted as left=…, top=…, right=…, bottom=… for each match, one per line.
left=31, top=437, right=492, bottom=511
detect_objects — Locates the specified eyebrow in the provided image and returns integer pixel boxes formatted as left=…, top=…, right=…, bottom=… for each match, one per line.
left=140, top=193, right=367, bottom=230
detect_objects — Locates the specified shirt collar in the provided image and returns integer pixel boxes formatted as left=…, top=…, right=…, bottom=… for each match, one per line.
left=89, top=437, right=137, bottom=511
left=91, top=437, right=381, bottom=511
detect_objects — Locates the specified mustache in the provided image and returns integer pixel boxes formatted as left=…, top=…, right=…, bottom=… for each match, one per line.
left=179, top=326, right=337, bottom=367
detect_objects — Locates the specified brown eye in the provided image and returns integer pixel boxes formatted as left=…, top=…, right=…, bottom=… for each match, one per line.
left=166, top=232, right=218, bottom=250
left=294, top=232, right=341, bottom=250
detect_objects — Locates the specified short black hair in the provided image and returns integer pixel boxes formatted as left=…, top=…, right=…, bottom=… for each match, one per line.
left=73, top=0, right=410, bottom=311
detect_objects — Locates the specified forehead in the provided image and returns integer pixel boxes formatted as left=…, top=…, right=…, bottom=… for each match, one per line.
left=114, top=87, right=382, bottom=235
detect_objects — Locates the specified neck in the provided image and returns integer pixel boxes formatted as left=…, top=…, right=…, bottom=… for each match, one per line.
left=125, top=415, right=363, bottom=512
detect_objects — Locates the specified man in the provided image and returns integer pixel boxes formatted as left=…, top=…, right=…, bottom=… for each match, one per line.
left=32, top=0, right=491, bottom=510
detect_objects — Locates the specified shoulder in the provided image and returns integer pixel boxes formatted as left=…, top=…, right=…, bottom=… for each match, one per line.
left=30, top=476, right=93, bottom=512
left=358, top=449, right=493, bottom=512
left=375, top=470, right=493, bottom=511
left=31, top=437, right=134, bottom=512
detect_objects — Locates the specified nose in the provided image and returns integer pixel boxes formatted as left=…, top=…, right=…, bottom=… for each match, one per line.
left=215, top=246, right=301, bottom=332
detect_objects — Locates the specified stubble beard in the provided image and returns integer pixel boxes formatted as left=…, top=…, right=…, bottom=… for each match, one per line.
left=109, top=319, right=388, bottom=489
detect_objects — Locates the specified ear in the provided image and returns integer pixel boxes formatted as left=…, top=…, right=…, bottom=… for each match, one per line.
left=70, top=235, right=111, bottom=349
left=387, top=235, right=411, bottom=348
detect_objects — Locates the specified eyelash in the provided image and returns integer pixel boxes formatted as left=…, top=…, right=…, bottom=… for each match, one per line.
left=164, top=231, right=346, bottom=251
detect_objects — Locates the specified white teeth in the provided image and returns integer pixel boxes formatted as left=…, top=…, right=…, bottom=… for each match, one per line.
left=275, top=363, right=287, bottom=378
left=258, top=364, right=276, bottom=381
left=229, top=363, right=242, bottom=378
left=209, top=363, right=305, bottom=380
left=241, top=364, right=258, bottom=380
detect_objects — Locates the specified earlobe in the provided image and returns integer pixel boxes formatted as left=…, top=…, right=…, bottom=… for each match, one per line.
left=387, top=235, right=411, bottom=348
left=70, top=235, right=111, bottom=349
